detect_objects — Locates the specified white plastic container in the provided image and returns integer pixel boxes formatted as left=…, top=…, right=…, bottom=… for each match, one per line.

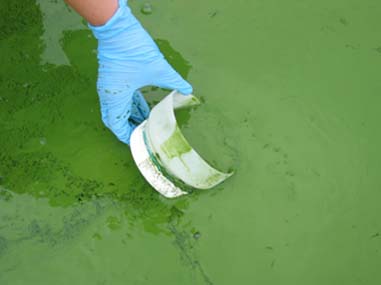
left=130, top=91, right=233, bottom=198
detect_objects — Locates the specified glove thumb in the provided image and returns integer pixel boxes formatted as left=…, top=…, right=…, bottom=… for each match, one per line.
left=151, top=59, right=193, bottom=95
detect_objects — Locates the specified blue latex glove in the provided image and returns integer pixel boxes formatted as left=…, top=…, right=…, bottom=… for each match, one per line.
left=89, top=0, right=192, bottom=144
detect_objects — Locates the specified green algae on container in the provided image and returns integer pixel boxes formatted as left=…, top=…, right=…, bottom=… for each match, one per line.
left=161, top=125, right=192, bottom=159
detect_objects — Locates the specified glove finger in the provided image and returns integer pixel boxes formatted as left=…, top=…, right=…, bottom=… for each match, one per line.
left=98, top=93, right=110, bottom=129
left=97, top=84, right=137, bottom=145
left=130, top=90, right=150, bottom=124
left=151, top=59, right=193, bottom=95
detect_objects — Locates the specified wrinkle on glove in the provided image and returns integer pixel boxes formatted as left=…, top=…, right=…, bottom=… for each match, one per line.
left=89, top=0, right=192, bottom=145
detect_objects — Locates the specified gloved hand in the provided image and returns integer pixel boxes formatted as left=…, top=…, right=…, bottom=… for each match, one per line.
left=89, top=0, right=192, bottom=144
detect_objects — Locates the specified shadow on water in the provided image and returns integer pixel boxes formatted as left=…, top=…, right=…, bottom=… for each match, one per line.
left=0, top=1, right=214, bottom=283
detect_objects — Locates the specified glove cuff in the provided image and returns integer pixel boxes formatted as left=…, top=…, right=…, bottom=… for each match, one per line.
left=88, top=0, right=136, bottom=40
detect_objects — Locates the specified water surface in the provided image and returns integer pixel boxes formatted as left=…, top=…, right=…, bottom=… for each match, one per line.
left=1, top=0, right=381, bottom=284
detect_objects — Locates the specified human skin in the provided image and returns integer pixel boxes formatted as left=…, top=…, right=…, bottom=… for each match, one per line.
left=65, top=0, right=118, bottom=26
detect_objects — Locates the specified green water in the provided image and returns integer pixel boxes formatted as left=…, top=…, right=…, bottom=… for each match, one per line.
left=1, top=0, right=381, bottom=284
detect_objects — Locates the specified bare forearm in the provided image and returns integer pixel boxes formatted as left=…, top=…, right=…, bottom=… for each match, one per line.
left=65, top=0, right=118, bottom=26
